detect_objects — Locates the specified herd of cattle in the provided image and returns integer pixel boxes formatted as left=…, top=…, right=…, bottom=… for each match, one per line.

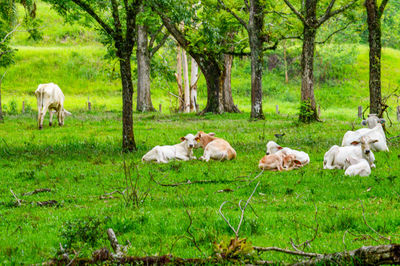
left=34, top=83, right=388, bottom=177
left=142, top=115, right=388, bottom=177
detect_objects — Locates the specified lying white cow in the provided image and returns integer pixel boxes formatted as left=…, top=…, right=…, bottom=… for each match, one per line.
left=35, top=83, right=71, bottom=130
left=195, top=131, right=236, bottom=162
left=342, top=114, right=388, bottom=152
left=324, top=136, right=377, bottom=170
left=344, top=155, right=371, bottom=177
left=266, top=141, right=310, bottom=166
left=142, top=134, right=197, bottom=163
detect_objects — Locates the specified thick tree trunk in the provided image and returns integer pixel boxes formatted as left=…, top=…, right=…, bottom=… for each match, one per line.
left=366, top=0, right=382, bottom=117
left=249, top=0, right=264, bottom=119
left=182, top=48, right=190, bottom=113
left=175, top=45, right=184, bottom=112
left=190, top=57, right=199, bottom=112
left=299, top=25, right=319, bottom=122
left=197, top=59, right=223, bottom=114
left=119, top=52, right=136, bottom=152
left=222, top=54, right=240, bottom=113
left=136, top=23, right=156, bottom=112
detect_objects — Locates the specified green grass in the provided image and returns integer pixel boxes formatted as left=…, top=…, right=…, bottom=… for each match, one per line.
left=0, top=111, right=399, bottom=264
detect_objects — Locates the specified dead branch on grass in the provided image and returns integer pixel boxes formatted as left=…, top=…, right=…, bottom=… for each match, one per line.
left=10, top=189, right=22, bottom=206
left=360, top=200, right=392, bottom=243
left=22, top=188, right=51, bottom=196
left=290, top=204, right=319, bottom=251
left=219, top=181, right=260, bottom=238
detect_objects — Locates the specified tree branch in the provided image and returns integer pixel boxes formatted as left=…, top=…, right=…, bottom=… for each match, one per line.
left=1, top=24, right=21, bottom=44
left=315, top=21, right=352, bottom=44
left=149, top=25, right=164, bottom=49
left=378, top=0, right=389, bottom=19
left=282, top=0, right=308, bottom=26
left=217, top=0, right=249, bottom=30
left=318, top=0, right=336, bottom=25
left=110, top=0, right=123, bottom=43
left=317, top=0, right=358, bottom=27
left=71, top=0, right=114, bottom=36
left=254, top=246, right=322, bottom=257
left=150, top=33, right=169, bottom=57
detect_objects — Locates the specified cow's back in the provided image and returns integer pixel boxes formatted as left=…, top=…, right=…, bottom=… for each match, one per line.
left=35, top=83, right=64, bottom=103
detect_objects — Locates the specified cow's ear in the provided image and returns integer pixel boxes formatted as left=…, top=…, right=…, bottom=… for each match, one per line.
left=361, top=120, right=367, bottom=126
left=195, top=137, right=200, bottom=142
left=180, top=137, right=186, bottom=142
left=294, top=160, right=301, bottom=165
left=208, top=132, right=216, bottom=136
left=351, top=141, right=360, bottom=145
left=370, top=139, right=379, bottom=143
left=277, top=146, right=283, bottom=150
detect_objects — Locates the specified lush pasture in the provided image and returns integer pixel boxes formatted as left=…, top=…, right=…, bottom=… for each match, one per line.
left=0, top=110, right=399, bottom=264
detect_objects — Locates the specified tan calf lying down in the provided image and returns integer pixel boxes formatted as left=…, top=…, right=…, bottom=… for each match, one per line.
left=258, top=152, right=300, bottom=171
left=195, top=131, right=236, bottom=162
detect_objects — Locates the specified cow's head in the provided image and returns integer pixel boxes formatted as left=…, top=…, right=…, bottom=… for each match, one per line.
left=194, top=131, right=216, bottom=148
left=351, top=136, right=378, bottom=157
left=180, top=134, right=197, bottom=149
left=266, top=141, right=282, bottom=155
left=361, top=114, right=385, bottom=128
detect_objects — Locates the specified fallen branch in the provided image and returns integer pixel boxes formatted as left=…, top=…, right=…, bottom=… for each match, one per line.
left=22, top=188, right=51, bottom=196
left=37, top=200, right=58, bottom=207
left=10, top=189, right=22, bottom=206
left=107, top=228, right=126, bottom=259
left=254, top=246, right=321, bottom=257
left=151, top=176, right=248, bottom=187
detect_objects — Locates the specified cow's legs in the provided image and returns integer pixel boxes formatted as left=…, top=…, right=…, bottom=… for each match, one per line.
left=49, top=110, right=54, bottom=126
left=58, top=108, right=64, bottom=126
left=39, top=105, right=48, bottom=130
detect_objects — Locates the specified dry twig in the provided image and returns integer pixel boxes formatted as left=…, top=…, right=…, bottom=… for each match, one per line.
left=360, top=200, right=391, bottom=243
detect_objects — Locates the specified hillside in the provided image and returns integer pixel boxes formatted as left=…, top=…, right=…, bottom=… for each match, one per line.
left=2, top=1, right=400, bottom=118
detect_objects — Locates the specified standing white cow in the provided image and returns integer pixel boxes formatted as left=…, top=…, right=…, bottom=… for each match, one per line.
left=35, top=83, right=71, bottom=130
left=342, top=114, right=388, bottom=152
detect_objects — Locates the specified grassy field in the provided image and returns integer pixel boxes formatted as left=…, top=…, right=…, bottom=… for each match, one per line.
left=0, top=111, right=399, bottom=264
left=1, top=1, right=400, bottom=264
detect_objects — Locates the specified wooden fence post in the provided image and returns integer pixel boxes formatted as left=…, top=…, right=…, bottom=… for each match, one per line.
left=358, top=106, right=362, bottom=118
left=87, top=97, right=91, bottom=111
left=22, top=101, right=25, bottom=113
left=159, top=104, right=162, bottom=113
left=275, top=105, right=280, bottom=114
left=397, top=106, right=400, bottom=121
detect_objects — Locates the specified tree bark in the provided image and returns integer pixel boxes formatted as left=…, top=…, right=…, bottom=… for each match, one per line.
left=190, top=57, right=199, bottom=112
left=182, top=48, right=190, bottom=113
left=222, top=54, right=240, bottom=113
left=249, top=0, right=264, bottom=119
left=365, top=0, right=382, bottom=117
left=136, top=21, right=156, bottom=112
left=119, top=51, right=136, bottom=152
left=175, top=45, right=184, bottom=112
left=299, top=25, right=319, bottom=122
left=197, top=58, right=223, bottom=114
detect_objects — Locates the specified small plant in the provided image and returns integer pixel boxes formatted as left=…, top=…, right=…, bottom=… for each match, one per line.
left=299, top=100, right=317, bottom=123
left=122, top=160, right=152, bottom=208
left=214, top=237, right=256, bottom=263
left=8, top=100, right=18, bottom=115
left=60, top=216, right=105, bottom=249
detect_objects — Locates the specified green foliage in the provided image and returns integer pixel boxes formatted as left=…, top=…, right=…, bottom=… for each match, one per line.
left=61, top=216, right=106, bottom=249
left=214, top=237, right=256, bottom=263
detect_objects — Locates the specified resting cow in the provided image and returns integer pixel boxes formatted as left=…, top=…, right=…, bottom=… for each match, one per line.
left=35, top=83, right=71, bottom=130
left=266, top=141, right=310, bottom=166
left=259, top=152, right=300, bottom=171
left=344, top=155, right=371, bottom=177
left=323, top=136, right=377, bottom=170
left=195, top=131, right=236, bottom=162
left=342, top=114, right=388, bottom=152
left=142, top=134, right=197, bottom=163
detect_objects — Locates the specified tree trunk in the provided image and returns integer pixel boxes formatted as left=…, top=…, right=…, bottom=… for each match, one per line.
left=365, top=0, right=382, bottom=117
left=182, top=48, right=190, bottom=113
left=136, top=22, right=156, bottom=112
left=299, top=25, right=319, bottom=122
left=175, top=45, right=184, bottom=112
left=0, top=81, right=3, bottom=122
left=249, top=0, right=264, bottom=119
left=197, top=58, right=223, bottom=114
left=119, top=52, right=136, bottom=152
left=222, top=54, right=240, bottom=113
left=190, top=57, right=199, bottom=112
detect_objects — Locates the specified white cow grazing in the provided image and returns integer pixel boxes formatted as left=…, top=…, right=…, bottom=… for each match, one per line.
left=344, top=156, right=371, bottom=177
left=266, top=141, right=310, bottom=166
left=142, top=134, right=197, bottom=163
left=342, top=114, right=388, bottom=152
left=35, top=83, right=71, bottom=130
left=324, top=136, right=377, bottom=170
